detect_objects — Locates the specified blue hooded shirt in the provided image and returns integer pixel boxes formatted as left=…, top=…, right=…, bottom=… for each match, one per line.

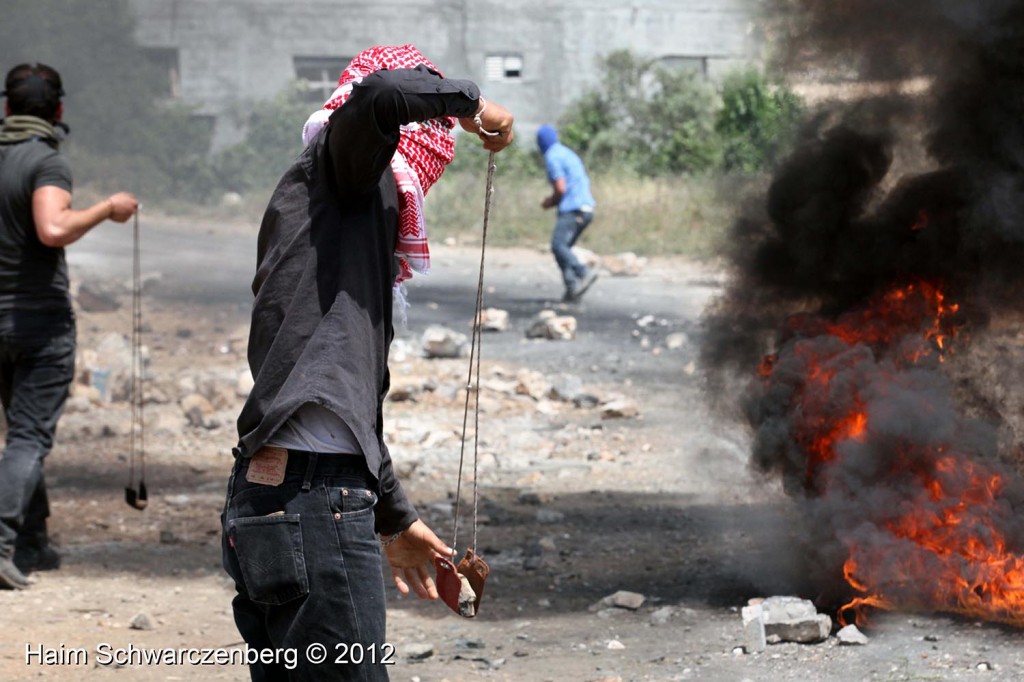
left=536, top=125, right=595, bottom=213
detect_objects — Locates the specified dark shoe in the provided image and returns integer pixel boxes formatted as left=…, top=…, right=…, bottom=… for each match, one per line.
left=563, top=269, right=599, bottom=303
left=14, top=543, right=61, bottom=573
left=0, top=556, right=29, bottom=589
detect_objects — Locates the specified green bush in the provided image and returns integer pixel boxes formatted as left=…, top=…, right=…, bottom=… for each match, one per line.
left=559, top=50, right=722, bottom=176
left=716, top=69, right=804, bottom=172
left=558, top=50, right=805, bottom=177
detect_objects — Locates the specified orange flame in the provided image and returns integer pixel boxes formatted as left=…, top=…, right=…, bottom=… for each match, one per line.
left=759, top=280, right=1024, bottom=627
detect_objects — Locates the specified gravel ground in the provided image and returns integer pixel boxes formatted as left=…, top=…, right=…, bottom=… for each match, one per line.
left=0, top=216, right=1020, bottom=681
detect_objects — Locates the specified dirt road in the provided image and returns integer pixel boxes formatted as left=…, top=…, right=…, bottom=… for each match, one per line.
left=0, top=216, right=1021, bottom=681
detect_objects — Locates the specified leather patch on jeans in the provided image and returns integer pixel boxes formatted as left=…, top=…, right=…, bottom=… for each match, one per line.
left=245, top=447, right=288, bottom=486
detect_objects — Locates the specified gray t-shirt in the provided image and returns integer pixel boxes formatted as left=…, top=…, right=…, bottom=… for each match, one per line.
left=0, top=137, right=74, bottom=335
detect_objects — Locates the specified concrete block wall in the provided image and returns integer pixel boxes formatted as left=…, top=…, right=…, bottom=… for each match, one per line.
left=128, top=0, right=757, bottom=148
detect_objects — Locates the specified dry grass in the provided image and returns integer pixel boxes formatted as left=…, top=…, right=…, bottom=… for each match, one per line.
left=110, top=168, right=742, bottom=262
left=425, top=171, right=737, bottom=260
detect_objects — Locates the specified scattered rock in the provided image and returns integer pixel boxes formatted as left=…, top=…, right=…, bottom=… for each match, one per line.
left=650, top=606, right=675, bottom=626
left=180, top=393, right=215, bottom=428
left=163, top=494, right=191, bottom=509
left=221, top=191, right=243, bottom=208
left=665, top=332, right=688, bottom=350
left=422, top=325, right=468, bottom=358
left=758, top=596, right=832, bottom=644
left=76, top=283, right=121, bottom=312
left=606, top=639, right=626, bottom=650
left=474, top=308, right=510, bottom=332
left=404, top=642, right=434, bottom=661
left=605, top=590, right=646, bottom=610
left=515, top=369, right=551, bottom=400
left=129, top=612, right=155, bottom=631
left=236, top=369, right=254, bottom=398
left=548, top=374, right=585, bottom=402
left=526, top=310, right=577, bottom=341
left=836, top=624, right=869, bottom=645
left=741, top=603, right=767, bottom=653
left=602, top=252, right=647, bottom=277
left=601, top=399, right=639, bottom=419
left=387, top=377, right=424, bottom=402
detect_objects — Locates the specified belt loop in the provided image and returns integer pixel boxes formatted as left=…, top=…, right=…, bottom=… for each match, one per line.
left=225, top=456, right=241, bottom=502
left=301, top=451, right=319, bottom=491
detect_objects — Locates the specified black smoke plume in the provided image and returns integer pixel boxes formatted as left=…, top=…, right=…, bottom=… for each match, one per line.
left=705, top=0, right=1024, bottom=620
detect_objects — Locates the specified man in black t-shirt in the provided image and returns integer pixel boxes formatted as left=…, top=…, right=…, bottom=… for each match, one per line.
left=0, top=63, right=137, bottom=589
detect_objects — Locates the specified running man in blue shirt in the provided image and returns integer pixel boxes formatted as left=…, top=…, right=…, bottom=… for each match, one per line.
left=537, top=124, right=598, bottom=302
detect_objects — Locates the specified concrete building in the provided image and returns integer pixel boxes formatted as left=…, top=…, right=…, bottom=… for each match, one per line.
left=128, top=0, right=758, bottom=148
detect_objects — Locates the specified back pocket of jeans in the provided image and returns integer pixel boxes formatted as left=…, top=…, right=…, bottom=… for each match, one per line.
left=229, top=514, right=309, bottom=605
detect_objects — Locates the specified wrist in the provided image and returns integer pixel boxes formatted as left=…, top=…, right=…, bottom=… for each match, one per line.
left=105, top=198, right=115, bottom=219
left=473, top=97, right=499, bottom=138
left=380, top=528, right=406, bottom=548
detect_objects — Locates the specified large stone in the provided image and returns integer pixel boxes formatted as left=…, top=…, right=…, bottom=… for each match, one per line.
left=759, top=596, right=832, bottom=644
left=606, top=590, right=646, bottom=610
left=602, top=252, right=648, bottom=277
left=475, top=308, right=510, bottom=332
left=422, top=325, right=468, bottom=359
left=526, top=311, right=576, bottom=341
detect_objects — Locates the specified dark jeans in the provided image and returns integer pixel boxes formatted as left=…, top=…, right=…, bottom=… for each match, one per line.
left=551, top=209, right=594, bottom=289
left=0, top=325, right=76, bottom=556
left=222, top=451, right=390, bottom=682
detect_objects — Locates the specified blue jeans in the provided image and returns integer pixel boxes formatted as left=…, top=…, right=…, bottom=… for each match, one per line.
left=0, top=325, right=76, bottom=556
left=222, top=451, right=390, bottom=681
left=551, top=210, right=594, bottom=289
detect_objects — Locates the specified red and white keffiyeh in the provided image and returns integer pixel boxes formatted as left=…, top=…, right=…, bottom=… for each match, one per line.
left=301, top=45, right=458, bottom=290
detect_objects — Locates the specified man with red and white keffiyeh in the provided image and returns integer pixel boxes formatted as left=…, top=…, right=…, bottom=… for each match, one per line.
left=222, top=45, right=513, bottom=681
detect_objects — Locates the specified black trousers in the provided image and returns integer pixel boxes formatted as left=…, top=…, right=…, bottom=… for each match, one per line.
left=0, top=325, right=75, bottom=555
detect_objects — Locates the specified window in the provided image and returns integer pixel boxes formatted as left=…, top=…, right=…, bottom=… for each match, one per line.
left=143, top=47, right=181, bottom=98
left=485, top=54, right=523, bottom=82
left=658, top=55, right=709, bottom=78
left=293, top=56, right=351, bottom=102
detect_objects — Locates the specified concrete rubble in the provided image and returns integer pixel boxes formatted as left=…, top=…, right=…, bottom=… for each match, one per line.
left=741, top=597, right=833, bottom=651
left=526, top=310, right=577, bottom=341
left=836, top=624, right=869, bottom=645
left=474, top=307, right=510, bottom=332
left=421, top=325, right=468, bottom=358
left=602, top=252, right=648, bottom=277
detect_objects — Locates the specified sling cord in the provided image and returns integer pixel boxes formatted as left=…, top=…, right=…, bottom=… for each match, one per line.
left=127, top=210, right=146, bottom=500
left=451, top=151, right=497, bottom=555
